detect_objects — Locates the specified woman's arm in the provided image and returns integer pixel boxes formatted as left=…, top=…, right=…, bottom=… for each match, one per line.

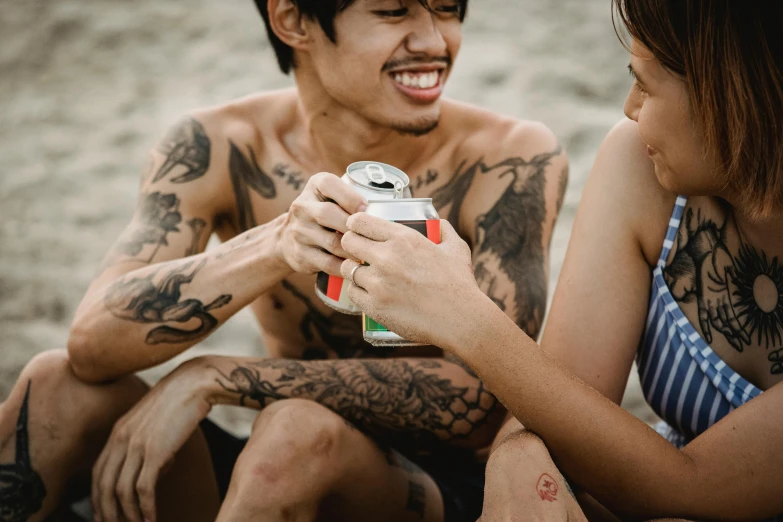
left=339, top=120, right=783, bottom=520
left=444, top=122, right=783, bottom=521
left=540, top=119, right=673, bottom=403
left=451, top=298, right=783, bottom=521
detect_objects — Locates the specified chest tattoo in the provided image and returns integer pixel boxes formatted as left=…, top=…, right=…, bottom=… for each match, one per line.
left=664, top=208, right=783, bottom=373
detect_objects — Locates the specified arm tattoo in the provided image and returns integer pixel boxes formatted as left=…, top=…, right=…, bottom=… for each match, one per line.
left=281, top=280, right=393, bottom=359
left=104, top=259, right=232, bottom=345
left=405, top=481, right=426, bottom=517
left=228, top=141, right=276, bottom=232
left=665, top=208, right=783, bottom=373
left=113, top=191, right=184, bottom=263
left=0, top=381, right=46, bottom=522
left=153, top=117, right=211, bottom=184
left=184, top=218, right=207, bottom=257
left=432, top=149, right=561, bottom=336
left=213, top=358, right=499, bottom=450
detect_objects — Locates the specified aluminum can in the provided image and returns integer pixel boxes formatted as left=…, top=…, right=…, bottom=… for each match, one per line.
left=315, top=161, right=411, bottom=314
left=362, top=198, right=441, bottom=347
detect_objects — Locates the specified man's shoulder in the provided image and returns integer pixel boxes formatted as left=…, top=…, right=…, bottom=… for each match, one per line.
left=441, top=99, right=562, bottom=166
left=186, top=88, right=299, bottom=144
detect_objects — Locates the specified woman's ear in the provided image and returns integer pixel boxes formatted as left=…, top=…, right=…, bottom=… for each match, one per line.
left=267, top=0, right=310, bottom=51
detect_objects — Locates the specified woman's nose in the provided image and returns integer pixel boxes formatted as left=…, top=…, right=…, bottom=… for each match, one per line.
left=623, top=86, right=641, bottom=122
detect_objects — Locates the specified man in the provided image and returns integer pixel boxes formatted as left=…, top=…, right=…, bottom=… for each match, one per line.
left=0, top=0, right=567, bottom=520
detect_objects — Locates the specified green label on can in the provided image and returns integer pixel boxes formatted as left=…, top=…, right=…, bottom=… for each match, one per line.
left=364, top=315, right=389, bottom=332
left=361, top=218, right=440, bottom=336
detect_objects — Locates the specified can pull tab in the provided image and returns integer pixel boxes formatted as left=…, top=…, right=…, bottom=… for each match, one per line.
left=365, top=164, right=387, bottom=185
left=393, top=179, right=404, bottom=199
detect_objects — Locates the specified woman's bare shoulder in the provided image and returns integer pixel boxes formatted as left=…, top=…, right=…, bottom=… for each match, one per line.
left=587, top=119, right=678, bottom=265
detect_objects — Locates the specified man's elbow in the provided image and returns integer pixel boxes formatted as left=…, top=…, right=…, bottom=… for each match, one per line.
left=66, top=323, right=118, bottom=383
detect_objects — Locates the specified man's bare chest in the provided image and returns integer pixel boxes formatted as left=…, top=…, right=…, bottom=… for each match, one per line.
left=216, top=153, right=462, bottom=359
left=218, top=149, right=465, bottom=233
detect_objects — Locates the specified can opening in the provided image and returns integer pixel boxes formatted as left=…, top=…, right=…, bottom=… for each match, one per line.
left=369, top=180, right=395, bottom=189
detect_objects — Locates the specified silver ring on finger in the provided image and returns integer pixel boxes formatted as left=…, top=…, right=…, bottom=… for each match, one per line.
left=349, top=264, right=363, bottom=288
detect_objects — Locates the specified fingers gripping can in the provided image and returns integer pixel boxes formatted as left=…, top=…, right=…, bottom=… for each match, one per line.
left=363, top=198, right=441, bottom=347
left=315, top=161, right=411, bottom=314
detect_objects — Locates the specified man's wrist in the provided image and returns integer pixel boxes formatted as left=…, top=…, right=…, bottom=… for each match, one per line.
left=176, top=356, right=227, bottom=406
left=266, top=213, right=295, bottom=277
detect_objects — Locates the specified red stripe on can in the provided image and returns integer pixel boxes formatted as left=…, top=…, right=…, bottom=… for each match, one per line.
left=426, top=219, right=441, bottom=244
left=326, top=275, right=344, bottom=301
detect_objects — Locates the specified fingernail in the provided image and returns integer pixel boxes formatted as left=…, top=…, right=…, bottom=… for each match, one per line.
left=357, top=203, right=368, bottom=213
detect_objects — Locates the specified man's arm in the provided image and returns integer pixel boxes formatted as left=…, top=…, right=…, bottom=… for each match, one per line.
left=192, top=354, right=504, bottom=451
left=68, top=110, right=368, bottom=383
left=428, top=121, right=568, bottom=447
left=67, top=114, right=292, bottom=382
left=432, top=121, right=568, bottom=339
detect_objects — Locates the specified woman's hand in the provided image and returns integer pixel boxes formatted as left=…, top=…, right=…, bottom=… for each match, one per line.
left=340, top=213, right=490, bottom=348
left=91, top=360, right=212, bottom=522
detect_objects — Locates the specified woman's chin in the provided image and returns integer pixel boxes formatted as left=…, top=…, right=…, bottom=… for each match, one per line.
left=652, top=163, right=683, bottom=193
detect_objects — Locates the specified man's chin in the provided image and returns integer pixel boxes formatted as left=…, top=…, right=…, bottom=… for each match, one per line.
left=390, top=117, right=440, bottom=137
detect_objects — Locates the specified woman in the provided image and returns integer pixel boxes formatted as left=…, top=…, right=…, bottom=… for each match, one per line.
left=339, top=1, right=783, bottom=520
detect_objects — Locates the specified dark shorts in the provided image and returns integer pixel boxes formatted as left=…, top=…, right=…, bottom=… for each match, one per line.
left=200, top=419, right=485, bottom=522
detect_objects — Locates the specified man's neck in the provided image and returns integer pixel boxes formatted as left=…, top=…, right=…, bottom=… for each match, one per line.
left=290, top=72, right=436, bottom=175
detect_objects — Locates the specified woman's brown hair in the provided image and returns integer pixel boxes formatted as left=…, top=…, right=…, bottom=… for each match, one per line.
left=613, top=0, right=783, bottom=219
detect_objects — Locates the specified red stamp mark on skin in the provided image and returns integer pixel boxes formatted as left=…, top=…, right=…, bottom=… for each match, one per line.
left=536, top=473, right=558, bottom=502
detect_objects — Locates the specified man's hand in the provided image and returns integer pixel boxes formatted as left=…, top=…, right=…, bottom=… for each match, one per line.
left=340, top=214, right=488, bottom=349
left=91, top=361, right=212, bottom=522
left=279, top=172, right=367, bottom=276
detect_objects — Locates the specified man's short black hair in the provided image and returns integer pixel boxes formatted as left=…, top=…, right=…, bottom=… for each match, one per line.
left=255, top=0, right=469, bottom=74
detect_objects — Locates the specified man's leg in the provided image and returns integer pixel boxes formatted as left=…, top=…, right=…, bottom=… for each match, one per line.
left=216, top=399, right=446, bottom=522
left=0, top=349, right=220, bottom=521
left=480, top=416, right=587, bottom=522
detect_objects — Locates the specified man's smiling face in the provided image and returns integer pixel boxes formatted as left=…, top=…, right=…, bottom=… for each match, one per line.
left=306, top=0, right=464, bottom=136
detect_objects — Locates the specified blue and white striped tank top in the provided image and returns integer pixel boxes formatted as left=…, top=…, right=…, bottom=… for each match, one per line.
left=637, top=196, right=763, bottom=447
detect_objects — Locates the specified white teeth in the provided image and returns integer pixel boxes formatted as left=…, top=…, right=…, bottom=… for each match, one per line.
left=393, top=71, right=440, bottom=89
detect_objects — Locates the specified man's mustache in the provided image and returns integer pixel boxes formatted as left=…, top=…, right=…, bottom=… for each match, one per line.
left=381, top=56, right=451, bottom=72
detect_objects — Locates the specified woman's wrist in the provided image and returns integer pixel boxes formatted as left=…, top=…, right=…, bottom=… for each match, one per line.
left=441, top=288, right=510, bottom=359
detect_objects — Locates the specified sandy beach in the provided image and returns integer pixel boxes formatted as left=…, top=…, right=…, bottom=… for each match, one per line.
left=0, top=0, right=656, bottom=434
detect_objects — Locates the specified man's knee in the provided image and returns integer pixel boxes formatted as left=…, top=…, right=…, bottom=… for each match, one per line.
left=234, top=400, right=351, bottom=491
left=1, top=350, right=74, bottom=418
left=1, top=349, right=146, bottom=435
left=17, top=349, right=73, bottom=387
